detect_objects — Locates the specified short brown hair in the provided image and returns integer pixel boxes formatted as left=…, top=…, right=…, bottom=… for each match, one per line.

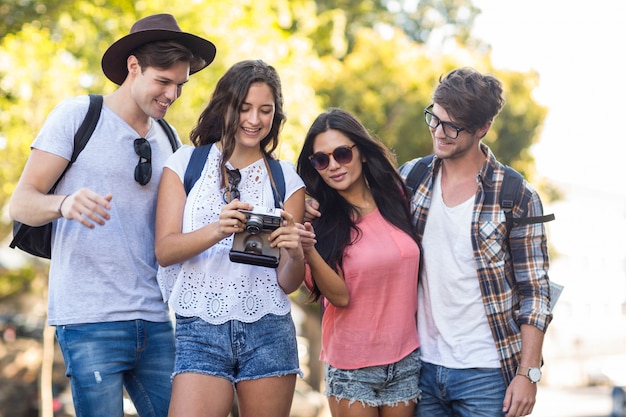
left=432, top=67, right=505, bottom=133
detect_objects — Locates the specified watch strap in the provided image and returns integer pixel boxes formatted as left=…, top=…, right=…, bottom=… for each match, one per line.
left=516, top=366, right=541, bottom=383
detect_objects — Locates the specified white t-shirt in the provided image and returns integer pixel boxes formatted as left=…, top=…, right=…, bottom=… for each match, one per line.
left=418, top=172, right=500, bottom=368
left=34, top=96, right=180, bottom=326
left=157, top=144, right=305, bottom=324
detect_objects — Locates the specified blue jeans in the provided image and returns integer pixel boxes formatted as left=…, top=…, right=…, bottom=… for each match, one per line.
left=415, top=361, right=506, bottom=417
left=56, top=320, right=175, bottom=417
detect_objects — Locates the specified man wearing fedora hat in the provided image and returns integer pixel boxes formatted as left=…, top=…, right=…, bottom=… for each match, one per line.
left=9, top=13, right=216, bottom=417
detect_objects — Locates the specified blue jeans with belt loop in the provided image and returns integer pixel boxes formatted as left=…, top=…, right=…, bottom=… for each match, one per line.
left=56, top=320, right=175, bottom=417
left=416, top=361, right=506, bottom=417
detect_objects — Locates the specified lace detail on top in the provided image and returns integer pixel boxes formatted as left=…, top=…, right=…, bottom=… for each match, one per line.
left=157, top=147, right=292, bottom=324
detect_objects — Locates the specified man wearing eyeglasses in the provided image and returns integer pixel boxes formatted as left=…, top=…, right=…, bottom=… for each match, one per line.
left=398, top=68, right=553, bottom=417
left=8, top=14, right=216, bottom=417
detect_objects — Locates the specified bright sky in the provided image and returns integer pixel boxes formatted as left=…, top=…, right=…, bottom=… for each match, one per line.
left=472, top=0, right=626, bottom=196
left=471, top=5, right=626, bottom=399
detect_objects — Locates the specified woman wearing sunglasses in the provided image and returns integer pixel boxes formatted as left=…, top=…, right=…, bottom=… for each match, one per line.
left=154, top=60, right=306, bottom=417
left=296, top=108, right=422, bottom=417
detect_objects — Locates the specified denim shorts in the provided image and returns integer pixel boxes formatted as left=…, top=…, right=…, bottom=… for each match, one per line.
left=173, top=313, right=302, bottom=384
left=324, top=348, right=422, bottom=408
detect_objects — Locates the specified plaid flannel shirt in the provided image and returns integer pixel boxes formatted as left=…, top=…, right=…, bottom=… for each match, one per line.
left=399, top=143, right=553, bottom=385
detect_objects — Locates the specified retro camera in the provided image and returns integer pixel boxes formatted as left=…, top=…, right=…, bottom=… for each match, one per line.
left=229, top=207, right=283, bottom=268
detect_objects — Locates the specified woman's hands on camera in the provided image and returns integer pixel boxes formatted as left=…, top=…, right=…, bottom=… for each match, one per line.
left=269, top=210, right=304, bottom=261
left=218, top=199, right=252, bottom=238
left=273, top=209, right=308, bottom=294
left=297, top=222, right=317, bottom=254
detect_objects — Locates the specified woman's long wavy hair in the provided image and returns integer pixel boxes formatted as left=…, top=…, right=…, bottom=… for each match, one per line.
left=189, top=60, right=285, bottom=183
left=297, top=108, right=418, bottom=302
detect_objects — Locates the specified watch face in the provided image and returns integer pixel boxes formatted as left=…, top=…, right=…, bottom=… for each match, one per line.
left=529, top=367, right=541, bottom=382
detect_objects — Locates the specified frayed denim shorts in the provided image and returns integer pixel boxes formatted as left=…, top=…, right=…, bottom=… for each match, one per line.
left=173, top=312, right=302, bottom=384
left=324, top=348, right=421, bottom=407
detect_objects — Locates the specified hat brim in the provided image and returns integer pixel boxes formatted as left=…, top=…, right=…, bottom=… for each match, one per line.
left=101, top=29, right=216, bottom=85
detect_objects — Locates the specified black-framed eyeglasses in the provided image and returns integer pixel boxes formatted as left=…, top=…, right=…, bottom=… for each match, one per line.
left=308, top=144, right=357, bottom=170
left=424, top=104, right=466, bottom=139
left=223, top=168, right=241, bottom=203
left=134, top=138, right=152, bottom=185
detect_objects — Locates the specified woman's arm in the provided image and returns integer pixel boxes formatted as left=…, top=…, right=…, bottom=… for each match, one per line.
left=154, top=167, right=251, bottom=266
left=273, top=187, right=306, bottom=293
left=303, top=238, right=350, bottom=307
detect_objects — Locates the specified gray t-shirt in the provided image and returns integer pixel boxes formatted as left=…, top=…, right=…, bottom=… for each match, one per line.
left=32, top=95, right=180, bottom=325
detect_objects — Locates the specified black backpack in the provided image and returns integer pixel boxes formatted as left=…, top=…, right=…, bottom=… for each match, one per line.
left=9, top=94, right=180, bottom=258
left=403, top=154, right=555, bottom=236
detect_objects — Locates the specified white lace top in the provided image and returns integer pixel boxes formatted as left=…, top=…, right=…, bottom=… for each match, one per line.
left=157, top=145, right=305, bottom=324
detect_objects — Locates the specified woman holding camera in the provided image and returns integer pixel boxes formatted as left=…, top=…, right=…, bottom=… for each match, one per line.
left=155, top=60, right=306, bottom=417
left=296, top=108, right=421, bottom=417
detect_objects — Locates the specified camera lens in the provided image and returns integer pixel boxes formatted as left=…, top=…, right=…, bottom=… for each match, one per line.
left=245, top=214, right=263, bottom=234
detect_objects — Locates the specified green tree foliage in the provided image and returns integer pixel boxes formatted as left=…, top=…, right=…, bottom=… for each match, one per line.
left=313, top=0, right=481, bottom=51
left=0, top=0, right=65, bottom=39
left=0, top=0, right=547, bottom=258
left=485, top=69, right=548, bottom=177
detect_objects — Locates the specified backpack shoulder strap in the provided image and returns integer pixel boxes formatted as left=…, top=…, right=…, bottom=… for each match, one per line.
left=265, top=157, right=285, bottom=208
left=70, top=94, right=103, bottom=163
left=184, top=144, right=213, bottom=195
left=156, top=118, right=180, bottom=152
left=404, top=154, right=435, bottom=196
left=501, top=166, right=523, bottom=233
left=54, top=93, right=103, bottom=188
left=501, top=165, right=555, bottom=235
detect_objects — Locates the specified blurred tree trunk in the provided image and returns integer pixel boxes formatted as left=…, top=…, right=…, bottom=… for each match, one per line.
left=40, top=324, right=55, bottom=417
left=303, top=307, right=323, bottom=391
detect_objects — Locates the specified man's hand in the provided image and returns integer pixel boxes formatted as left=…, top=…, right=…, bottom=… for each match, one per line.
left=304, top=197, right=321, bottom=222
left=502, top=376, right=537, bottom=417
left=61, top=188, right=113, bottom=229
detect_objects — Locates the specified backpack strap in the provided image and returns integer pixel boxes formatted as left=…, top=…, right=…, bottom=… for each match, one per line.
left=156, top=118, right=180, bottom=152
left=51, top=93, right=103, bottom=191
left=69, top=94, right=103, bottom=164
left=501, top=166, right=555, bottom=236
left=184, top=144, right=213, bottom=195
left=501, top=166, right=555, bottom=298
left=183, top=145, right=286, bottom=208
left=265, top=156, right=285, bottom=209
left=404, top=154, right=435, bottom=195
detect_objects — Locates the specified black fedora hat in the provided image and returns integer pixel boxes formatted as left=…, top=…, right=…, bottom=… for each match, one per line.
left=101, top=14, right=216, bottom=85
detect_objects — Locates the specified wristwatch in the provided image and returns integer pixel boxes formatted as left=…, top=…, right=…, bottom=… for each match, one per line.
left=516, top=366, right=542, bottom=383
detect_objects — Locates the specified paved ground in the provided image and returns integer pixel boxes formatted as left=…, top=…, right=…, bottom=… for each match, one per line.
left=314, top=385, right=614, bottom=417
left=532, top=385, right=612, bottom=417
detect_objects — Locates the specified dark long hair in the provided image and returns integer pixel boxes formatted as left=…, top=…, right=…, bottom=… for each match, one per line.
left=297, top=108, right=417, bottom=302
left=189, top=60, right=285, bottom=176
